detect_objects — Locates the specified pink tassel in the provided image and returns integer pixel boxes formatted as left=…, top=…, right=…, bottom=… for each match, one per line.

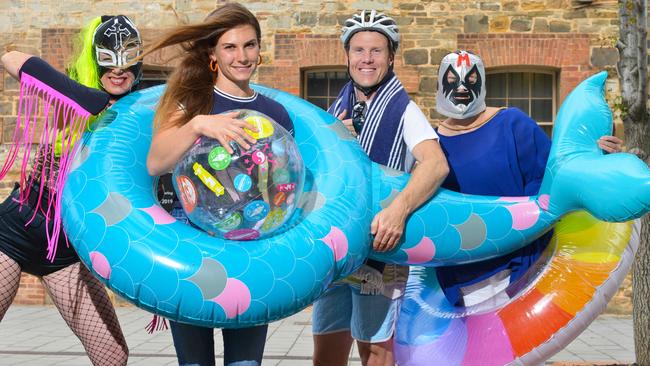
left=145, top=315, right=169, bottom=334
left=1, top=82, right=32, bottom=181
left=0, top=72, right=93, bottom=262
left=25, top=91, right=54, bottom=225
left=18, top=87, right=41, bottom=209
left=47, top=109, right=88, bottom=260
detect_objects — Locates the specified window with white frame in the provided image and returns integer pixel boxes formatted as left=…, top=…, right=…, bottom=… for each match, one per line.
left=485, top=70, right=557, bottom=136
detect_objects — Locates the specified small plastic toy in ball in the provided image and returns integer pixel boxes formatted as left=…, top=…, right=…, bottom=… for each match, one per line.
left=172, top=109, right=304, bottom=240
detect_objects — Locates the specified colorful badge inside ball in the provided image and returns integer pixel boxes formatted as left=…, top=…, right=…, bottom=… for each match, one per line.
left=224, top=228, right=260, bottom=241
left=172, top=109, right=304, bottom=240
left=261, top=208, right=286, bottom=232
left=245, top=115, right=275, bottom=139
left=234, top=174, right=252, bottom=192
left=244, top=200, right=270, bottom=222
left=208, top=146, right=232, bottom=171
left=216, top=212, right=243, bottom=231
left=176, top=175, right=197, bottom=213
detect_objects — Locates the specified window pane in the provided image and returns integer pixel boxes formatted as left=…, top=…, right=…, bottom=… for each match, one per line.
left=330, top=78, right=348, bottom=95
left=508, top=72, right=529, bottom=98
left=509, top=99, right=529, bottom=114
left=307, top=72, right=328, bottom=97
left=330, top=74, right=349, bottom=93
left=304, top=69, right=348, bottom=107
left=532, top=73, right=552, bottom=98
left=139, top=79, right=166, bottom=89
left=531, top=99, right=553, bottom=122
left=140, top=69, right=170, bottom=89
left=486, top=98, right=506, bottom=107
left=486, top=74, right=506, bottom=98
left=327, top=97, right=339, bottom=109
left=485, top=71, right=555, bottom=127
left=307, top=97, right=329, bottom=110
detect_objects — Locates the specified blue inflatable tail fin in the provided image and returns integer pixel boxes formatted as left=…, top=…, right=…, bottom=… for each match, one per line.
left=538, top=72, right=650, bottom=221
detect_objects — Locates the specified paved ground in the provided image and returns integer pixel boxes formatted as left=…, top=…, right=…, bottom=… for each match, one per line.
left=0, top=305, right=635, bottom=365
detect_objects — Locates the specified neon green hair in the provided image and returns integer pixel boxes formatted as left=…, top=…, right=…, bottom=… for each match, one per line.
left=68, top=16, right=103, bottom=89
left=56, top=16, right=103, bottom=156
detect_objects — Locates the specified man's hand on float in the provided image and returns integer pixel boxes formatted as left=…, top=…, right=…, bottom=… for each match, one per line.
left=337, top=109, right=357, bottom=137
left=598, top=135, right=623, bottom=153
left=370, top=200, right=408, bottom=252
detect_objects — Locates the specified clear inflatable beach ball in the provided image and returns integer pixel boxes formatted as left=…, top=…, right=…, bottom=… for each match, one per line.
left=172, top=109, right=304, bottom=240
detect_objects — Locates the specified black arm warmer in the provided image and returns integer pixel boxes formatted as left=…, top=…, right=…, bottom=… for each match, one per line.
left=19, top=57, right=110, bottom=115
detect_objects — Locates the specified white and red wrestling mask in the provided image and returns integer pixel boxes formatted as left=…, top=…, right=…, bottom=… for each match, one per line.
left=436, top=51, right=486, bottom=119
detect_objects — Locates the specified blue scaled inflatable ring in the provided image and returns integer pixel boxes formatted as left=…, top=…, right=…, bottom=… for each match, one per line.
left=62, top=72, right=650, bottom=333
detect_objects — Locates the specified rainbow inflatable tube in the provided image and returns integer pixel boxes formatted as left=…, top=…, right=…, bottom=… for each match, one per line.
left=394, top=213, right=638, bottom=365
left=61, top=72, right=650, bottom=337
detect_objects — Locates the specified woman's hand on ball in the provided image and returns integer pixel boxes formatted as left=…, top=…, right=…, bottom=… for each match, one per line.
left=192, top=111, right=258, bottom=153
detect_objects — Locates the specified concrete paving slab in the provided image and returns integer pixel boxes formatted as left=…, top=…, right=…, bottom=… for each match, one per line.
left=0, top=305, right=635, bottom=365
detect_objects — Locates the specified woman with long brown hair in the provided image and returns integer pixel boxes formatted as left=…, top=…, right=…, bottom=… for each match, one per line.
left=145, top=3, right=293, bottom=365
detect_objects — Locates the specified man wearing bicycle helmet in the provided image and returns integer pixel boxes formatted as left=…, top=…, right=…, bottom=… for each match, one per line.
left=311, top=9, right=449, bottom=366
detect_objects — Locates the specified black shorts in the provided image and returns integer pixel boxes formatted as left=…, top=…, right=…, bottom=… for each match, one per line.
left=0, top=183, right=78, bottom=276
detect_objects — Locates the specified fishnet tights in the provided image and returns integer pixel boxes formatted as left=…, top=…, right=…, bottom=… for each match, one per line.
left=0, top=253, right=129, bottom=366
left=0, top=252, right=21, bottom=321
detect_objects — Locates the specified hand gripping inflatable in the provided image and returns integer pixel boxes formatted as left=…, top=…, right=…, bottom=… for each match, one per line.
left=61, top=72, right=650, bottom=330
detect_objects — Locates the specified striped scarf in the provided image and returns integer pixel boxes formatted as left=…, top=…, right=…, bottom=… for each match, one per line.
left=328, top=73, right=411, bottom=294
left=329, top=72, right=410, bottom=171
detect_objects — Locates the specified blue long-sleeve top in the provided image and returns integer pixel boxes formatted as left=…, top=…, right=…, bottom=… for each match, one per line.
left=435, top=108, right=552, bottom=306
left=439, top=108, right=551, bottom=196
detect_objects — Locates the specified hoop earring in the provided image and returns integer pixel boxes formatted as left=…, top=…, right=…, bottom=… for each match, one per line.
left=257, top=55, right=263, bottom=66
left=209, top=60, right=218, bottom=72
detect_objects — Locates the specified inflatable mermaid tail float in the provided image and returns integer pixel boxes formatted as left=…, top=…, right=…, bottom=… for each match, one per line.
left=40, top=69, right=646, bottom=366
left=379, top=72, right=645, bottom=365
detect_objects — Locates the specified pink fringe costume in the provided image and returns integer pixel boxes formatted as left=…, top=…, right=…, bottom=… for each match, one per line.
left=0, top=56, right=128, bottom=365
left=0, top=57, right=109, bottom=263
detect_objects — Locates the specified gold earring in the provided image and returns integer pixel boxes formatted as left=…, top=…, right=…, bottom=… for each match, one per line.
left=257, top=55, right=263, bottom=66
left=209, top=60, right=218, bottom=72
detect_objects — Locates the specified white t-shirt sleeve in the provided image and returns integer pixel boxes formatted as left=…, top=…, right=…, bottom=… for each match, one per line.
left=400, top=101, right=439, bottom=172
left=402, top=101, right=438, bottom=152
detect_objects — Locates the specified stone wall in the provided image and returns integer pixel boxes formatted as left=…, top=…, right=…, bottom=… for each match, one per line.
left=0, top=1, right=641, bottom=312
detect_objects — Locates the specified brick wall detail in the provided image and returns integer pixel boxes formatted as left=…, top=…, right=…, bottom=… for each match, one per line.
left=458, top=33, right=593, bottom=101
